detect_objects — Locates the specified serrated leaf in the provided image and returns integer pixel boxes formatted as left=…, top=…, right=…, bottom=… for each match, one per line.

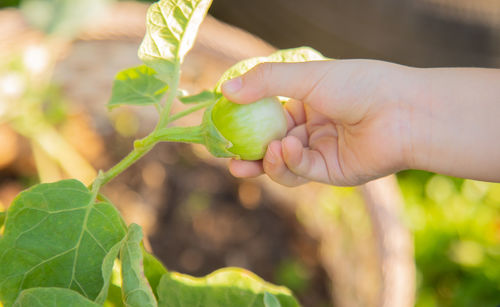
left=12, top=287, right=100, bottom=307
left=264, top=292, right=282, bottom=307
left=0, top=179, right=127, bottom=306
left=108, top=65, right=168, bottom=108
left=178, top=90, right=217, bottom=104
left=138, top=0, right=212, bottom=83
left=142, top=247, right=167, bottom=300
left=120, top=224, right=157, bottom=307
left=157, top=267, right=300, bottom=307
left=215, top=47, right=326, bottom=92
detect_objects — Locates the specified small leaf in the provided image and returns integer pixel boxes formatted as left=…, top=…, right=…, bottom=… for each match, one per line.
left=179, top=90, right=217, bottom=104
left=0, top=179, right=127, bottom=306
left=12, top=287, right=100, bottom=307
left=264, top=292, right=282, bottom=307
left=157, top=267, right=300, bottom=307
left=143, top=247, right=167, bottom=300
left=215, top=47, right=327, bottom=92
left=120, top=224, right=157, bottom=307
left=138, top=0, right=213, bottom=83
left=108, top=65, right=168, bottom=108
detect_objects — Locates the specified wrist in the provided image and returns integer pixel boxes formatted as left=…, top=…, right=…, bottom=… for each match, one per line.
left=393, top=66, right=431, bottom=171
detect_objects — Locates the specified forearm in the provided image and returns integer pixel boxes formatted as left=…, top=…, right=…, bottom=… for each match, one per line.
left=406, top=67, right=500, bottom=182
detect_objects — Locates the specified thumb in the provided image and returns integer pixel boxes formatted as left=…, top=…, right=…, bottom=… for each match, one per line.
left=221, top=61, right=332, bottom=104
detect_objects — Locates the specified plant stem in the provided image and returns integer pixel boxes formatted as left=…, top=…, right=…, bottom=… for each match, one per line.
left=166, top=100, right=212, bottom=124
left=98, top=125, right=205, bottom=186
left=99, top=135, right=156, bottom=186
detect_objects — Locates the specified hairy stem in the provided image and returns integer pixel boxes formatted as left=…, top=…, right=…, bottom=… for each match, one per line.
left=98, top=125, right=205, bottom=186
left=166, top=100, right=213, bottom=124
left=99, top=135, right=156, bottom=186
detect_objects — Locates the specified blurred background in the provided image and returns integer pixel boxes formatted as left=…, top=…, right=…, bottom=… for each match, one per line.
left=0, top=0, right=499, bottom=306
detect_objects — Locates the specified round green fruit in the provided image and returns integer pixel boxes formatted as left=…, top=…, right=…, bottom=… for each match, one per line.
left=211, top=96, right=287, bottom=160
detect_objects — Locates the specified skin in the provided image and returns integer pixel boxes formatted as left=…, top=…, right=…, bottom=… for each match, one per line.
left=221, top=60, right=500, bottom=187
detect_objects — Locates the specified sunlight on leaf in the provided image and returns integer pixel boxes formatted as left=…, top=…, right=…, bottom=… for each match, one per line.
left=138, top=0, right=212, bottom=83
left=108, top=65, right=168, bottom=108
left=215, top=47, right=326, bottom=92
left=157, top=267, right=299, bottom=307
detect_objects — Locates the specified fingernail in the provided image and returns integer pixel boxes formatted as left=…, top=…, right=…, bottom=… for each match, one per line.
left=222, top=77, right=242, bottom=93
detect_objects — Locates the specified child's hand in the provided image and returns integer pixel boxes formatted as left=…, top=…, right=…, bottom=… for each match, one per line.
left=221, top=60, right=500, bottom=186
left=221, top=60, right=414, bottom=186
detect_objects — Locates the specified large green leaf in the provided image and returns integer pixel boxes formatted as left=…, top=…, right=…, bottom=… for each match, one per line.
left=12, top=287, right=100, bottom=307
left=120, top=224, right=157, bottom=307
left=138, top=0, right=212, bottom=83
left=0, top=179, right=127, bottom=306
left=215, top=47, right=326, bottom=92
left=108, top=65, right=168, bottom=108
left=157, top=267, right=300, bottom=307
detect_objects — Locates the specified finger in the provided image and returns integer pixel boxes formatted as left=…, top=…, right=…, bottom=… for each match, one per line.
left=281, top=136, right=333, bottom=184
left=262, top=140, right=309, bottom=187
left=221, top=61, right=333, bottom=104
left=287, top=124, right=308, bottom=146
left=284, top=99, right=306, bottom=126
left=228, top=159, right=263, bottom=178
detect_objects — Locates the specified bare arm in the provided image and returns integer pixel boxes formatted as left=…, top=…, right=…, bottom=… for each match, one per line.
left=408, top=67, right=500, bottom=182
left=221, top=60, right=500, bottom=186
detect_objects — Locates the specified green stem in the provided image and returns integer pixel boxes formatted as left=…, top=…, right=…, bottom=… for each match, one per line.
left=99, top=135, right=156, bottom=186
left=98, top=125, right=205, bottom=186
left=154, top=125, right=204, bottom=144
left=166, top=100, right=212, bottom=124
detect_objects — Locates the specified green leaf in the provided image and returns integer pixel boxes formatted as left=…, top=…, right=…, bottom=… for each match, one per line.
left=0, top=179, right=127, bottom=306
left=108, top=65, right=168, bottom=108
left=264, top=292, right=282, bottom=307
left=12, top=287, right=100, bottom=307
left=215, top=47, right=326, bottom=92
left=120, top=224, right=157, bottom=307
left=142, top=247, right=167, bottom=300
left=94, top=240, right=123, bottom=304
left=138, top=0, right=213, bottom=83
left=20, top=0, right=110, bottom=38
left=178, top=90, right=217, bottom=104
left=157, top=267, right=300, bottom=307
left=106, top=284, right=125, bottom=307
left=0, top=211, right=5, bottom=229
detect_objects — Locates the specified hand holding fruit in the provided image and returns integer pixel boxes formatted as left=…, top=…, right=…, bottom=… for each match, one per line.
left=222, top=60, right=500, bottom=186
